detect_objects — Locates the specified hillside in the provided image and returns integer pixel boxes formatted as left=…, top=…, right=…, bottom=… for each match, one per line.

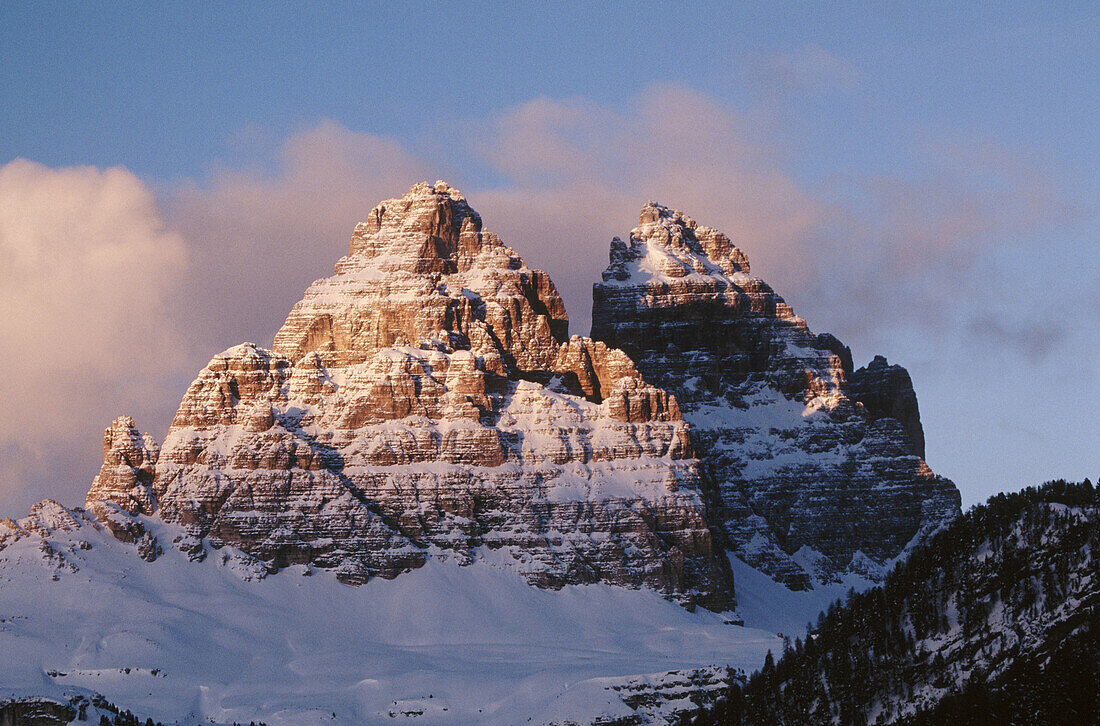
left=733, top=479, right=1099, bottom=725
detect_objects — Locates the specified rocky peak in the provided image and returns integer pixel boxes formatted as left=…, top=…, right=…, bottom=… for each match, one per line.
left=604, top=201, right=750, bottom=283
left=9, top=499, right=82, bottom=538
left=84, top=416, right=158, bottom=517
left=65, top=186, right=958, bottom=605
left=273, top=181, right=568, bottom=372
left=848, top=355, right=926, bottom=458
left=592, top=203, right=960, bottom=589
left=346, top=181, right=491, bottom=274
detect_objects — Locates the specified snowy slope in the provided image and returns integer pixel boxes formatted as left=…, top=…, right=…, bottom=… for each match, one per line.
left=726, top=555, right=874, bottom=637
left=0, top=511, right=780, bottom=725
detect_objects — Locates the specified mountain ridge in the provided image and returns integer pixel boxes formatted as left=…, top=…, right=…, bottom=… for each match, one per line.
left=732, top=478, right=1098, bottom=725
left=0, top=181, right=966, bottom=724
left=67, top=182, right=957, bottom=600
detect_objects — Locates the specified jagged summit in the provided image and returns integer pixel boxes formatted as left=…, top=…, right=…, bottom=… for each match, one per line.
left=345, top=180, right=490, bottom=270
left=273, top=180, right=569, bottom=370
left=603, top=201, right=752, bottom=284
left=83, top=415, right=158, bottom=518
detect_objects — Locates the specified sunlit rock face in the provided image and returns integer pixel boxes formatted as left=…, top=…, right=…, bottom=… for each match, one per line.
left=106, top=182, right=734, bottom=609
left=272, top=181, right=568, bottom=372
left=591, top=202, right=960, bottom=589
left=76, top=183, right=959, bottom=605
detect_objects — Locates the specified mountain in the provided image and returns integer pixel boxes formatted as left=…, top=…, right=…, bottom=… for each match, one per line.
left=81, top=182, right=958, bottom=604
left=87, top=181, right=733, bottom=609
left=0, top=182, right=960, bottom=724
left=591, top=201, right=959, bottom=588
left=732, top=478, right=1099, bottom=725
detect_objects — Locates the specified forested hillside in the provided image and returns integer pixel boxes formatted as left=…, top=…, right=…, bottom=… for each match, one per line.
left=724, top=479, right=1098, bottom=725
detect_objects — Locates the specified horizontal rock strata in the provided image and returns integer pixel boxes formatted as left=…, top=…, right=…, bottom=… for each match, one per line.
left=83, top=182, right=734, bottom=608
left=67, top=182, right=961, bottom=604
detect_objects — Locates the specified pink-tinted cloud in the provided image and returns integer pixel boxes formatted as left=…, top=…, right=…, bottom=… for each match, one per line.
left=471, top=87, right=1074, bottom=356
left=166, top=120, right=434, bottom=354
left=0, top=159, right=189, bottom=512
left=472, top=85, right=827, bottom=331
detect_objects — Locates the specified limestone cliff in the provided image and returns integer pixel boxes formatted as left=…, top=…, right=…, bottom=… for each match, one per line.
left=71, top=184, right=961, bottom=603
left=126, top=182, right=732, bottom=608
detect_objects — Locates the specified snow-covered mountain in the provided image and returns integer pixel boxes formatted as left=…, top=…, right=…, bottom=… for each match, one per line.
left=0, top=501, right=784, bottom=725
left=92, top=181, right=732, bottom=610
left=592, top=201, right=959, bottom=588
left=0, top=182, right=960, bottom=724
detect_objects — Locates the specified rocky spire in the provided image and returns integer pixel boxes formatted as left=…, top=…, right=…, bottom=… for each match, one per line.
left=346, top=181, right=485, bottom=271
left=604, top=201, right=750, bottom=283
left=84, top=416, right=158, bottom=517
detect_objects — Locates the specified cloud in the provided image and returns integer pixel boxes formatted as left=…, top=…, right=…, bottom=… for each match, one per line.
left=162, top=96, right=828, bottom=346
left=471, top=89, right=1080, bottom=371
left=966, top=314, right=1067, bottom=361
left=0, top=127, right=430, bottom=514
left=0, top=159, right=189, bottom=513
left=165, top=90, right=1071, bottom=358
left=800, top=137, right=1077, bottom=350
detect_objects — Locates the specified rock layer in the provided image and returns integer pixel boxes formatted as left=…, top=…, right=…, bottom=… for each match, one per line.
left=591, top=202, right=960, bottom=588
left=84, top=416, right=159, bottom=517
left=118, top=183, right=733, bottom=608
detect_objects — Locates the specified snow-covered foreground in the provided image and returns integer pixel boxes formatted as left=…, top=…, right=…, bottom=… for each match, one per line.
left=0, top=517, right=781, bottom=725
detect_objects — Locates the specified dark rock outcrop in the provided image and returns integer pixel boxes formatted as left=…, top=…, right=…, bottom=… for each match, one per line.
left=849, top=354, right=926, bottom=458
left=591, top=201, right=960, bottom=588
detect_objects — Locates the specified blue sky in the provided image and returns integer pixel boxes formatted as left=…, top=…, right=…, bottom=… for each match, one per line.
left=1, top=2, right=1097, bottom=513
left=5, top=3, right=1097, bottom=183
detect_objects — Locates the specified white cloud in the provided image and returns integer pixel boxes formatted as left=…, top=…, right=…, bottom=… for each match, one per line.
left=0, top=159, right=189, bottom=512
left=166, top=120, right=433, bottom=354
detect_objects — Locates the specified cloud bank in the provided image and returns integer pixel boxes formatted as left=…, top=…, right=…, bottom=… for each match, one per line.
left=167, top=120, right=433, bottom=353
left=0, top=160, right=188, bottom=512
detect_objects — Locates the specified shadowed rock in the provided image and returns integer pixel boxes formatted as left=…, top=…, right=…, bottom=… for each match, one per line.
left=592, top=201, right=959, bottom=589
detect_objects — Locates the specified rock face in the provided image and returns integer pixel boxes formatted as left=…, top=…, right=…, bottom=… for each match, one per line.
left=848, top=354, right=926, bottom=459
left=591, top=202, right=960, bottom=589
left=137, top=182, right=732, bottom=608
left=72, top=183, right=959, bottom=604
